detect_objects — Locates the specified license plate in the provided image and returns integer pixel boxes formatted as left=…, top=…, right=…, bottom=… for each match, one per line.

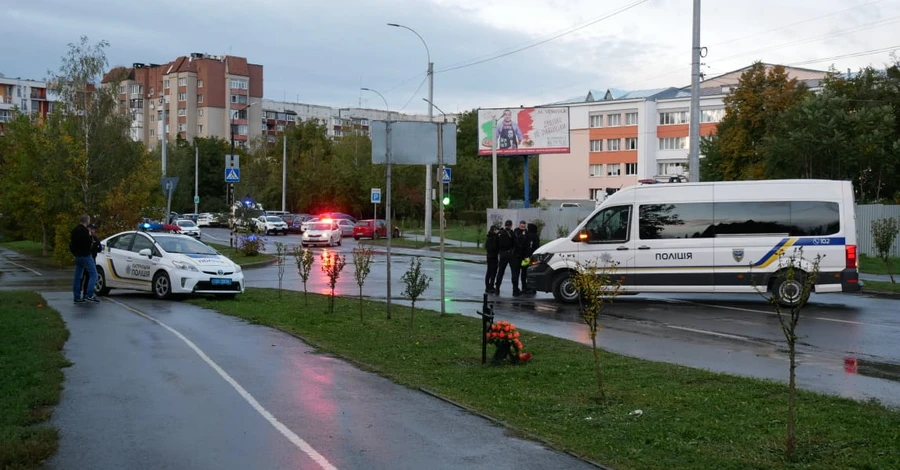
left=210, top=278, right=231, bottom=286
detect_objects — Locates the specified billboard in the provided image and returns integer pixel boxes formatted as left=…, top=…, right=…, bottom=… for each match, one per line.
left=370, top=121, right=457, bottom=165
left=477, top=107, right=570, bottom=156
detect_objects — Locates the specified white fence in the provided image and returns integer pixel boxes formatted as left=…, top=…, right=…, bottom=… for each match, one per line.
left=486, top=204, right=900, bottom=257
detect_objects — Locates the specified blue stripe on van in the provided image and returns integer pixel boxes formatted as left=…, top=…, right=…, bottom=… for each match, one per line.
left=791, top=237, right=845, bottom=246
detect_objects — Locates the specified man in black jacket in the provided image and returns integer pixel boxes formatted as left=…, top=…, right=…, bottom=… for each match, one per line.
left=70, top=214, right=99, bottom=303
left=80, top=224, right=102, bottom=299
left=484, top=225, right=500, bottom=294
left=493, top=220, right=515, bottom=294
left=520, top=223, right=541, bottom=295
left=509, top=220, right=530, bottom=296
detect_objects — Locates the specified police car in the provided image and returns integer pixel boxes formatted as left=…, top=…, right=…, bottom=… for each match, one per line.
left=94, top=229, right=244, bottom=300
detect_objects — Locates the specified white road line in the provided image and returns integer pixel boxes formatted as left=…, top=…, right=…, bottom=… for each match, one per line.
left=7, top=259, right=42, bottom=276
left=105, top=297, right=338, bottom=470
left=661, top=298, right=899, bottom=329
left=666, top=325, right=753, bottom=341
left=202, top=232, right=226, bottom=241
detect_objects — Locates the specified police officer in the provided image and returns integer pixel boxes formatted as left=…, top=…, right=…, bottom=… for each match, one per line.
left=484, top=225, right=500, bottom=294
left=493, top=220, right=515, bottom=295
left=80, top=223, right=102, bottom=299
left=520, top=222, right=541, bottom=295
left=510, top=220, right=529, bottom=296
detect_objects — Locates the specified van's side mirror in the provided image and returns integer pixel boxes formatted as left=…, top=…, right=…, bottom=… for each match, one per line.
left=139, top=248, right=152, bottom=258
left=575, top=230, right=589, bottom=243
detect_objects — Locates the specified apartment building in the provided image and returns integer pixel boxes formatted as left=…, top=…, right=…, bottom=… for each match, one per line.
left=0, top=73, right=52, bottom=132
left=261, top=99, right=458, bottom=140
left=102, top=53, right=263, bottom=147
left=538, top=64, right=827, bottom=201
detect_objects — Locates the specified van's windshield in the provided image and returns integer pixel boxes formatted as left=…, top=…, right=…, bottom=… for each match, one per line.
left=581, top=205, right=631, bottom=243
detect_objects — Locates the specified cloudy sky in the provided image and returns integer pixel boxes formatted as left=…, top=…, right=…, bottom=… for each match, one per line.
left=7, top=0, right=899, bottom=115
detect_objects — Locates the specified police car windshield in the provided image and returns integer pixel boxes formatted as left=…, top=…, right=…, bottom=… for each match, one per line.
left=154, top=235, right=217, bottom=255
left=265, top=216, right=283, bottom=222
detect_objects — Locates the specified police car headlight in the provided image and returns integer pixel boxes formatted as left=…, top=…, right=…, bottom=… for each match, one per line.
left=233, top=264, right=242, bottom=273
left=172, top=260, right=199, bottom=272
left=531, top=253, right=553, bottom=265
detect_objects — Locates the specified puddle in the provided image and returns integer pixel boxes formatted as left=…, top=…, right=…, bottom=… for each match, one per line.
left=844, top=357, right=900, bottom=383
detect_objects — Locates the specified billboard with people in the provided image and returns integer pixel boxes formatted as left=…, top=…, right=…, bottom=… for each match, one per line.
left=477, top=107, right=570, bottom=156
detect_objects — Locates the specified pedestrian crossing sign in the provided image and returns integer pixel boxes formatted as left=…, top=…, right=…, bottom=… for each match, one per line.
left=441, top=167, right=451, bottom=183
left=225, top=168, right=240, bottom=183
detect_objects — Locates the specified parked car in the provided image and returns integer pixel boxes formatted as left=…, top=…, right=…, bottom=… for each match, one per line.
left=335, top=218, right=355, bottom=237
left=353, top=219, right=402, bottom=240
left=197, top=213, right=214, bottom=227
left=174, top=219, right=201, bottom=240
left=94, top=230, right=244, bottom=300
left=301, top=220, right=342, bottom=247
left=255, top=215, right=289, bottom=235
left=284, top=214, right=313, bottom=233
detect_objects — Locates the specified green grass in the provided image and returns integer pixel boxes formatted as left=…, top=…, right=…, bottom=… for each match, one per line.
left=0, top=240, right=46, bottom=259
left=859, top=254, right=900, bottom=276
left=189, top=288, right=900, bottom=470
left=0, top=291, right=70, bottom=469
left=864, top=280, right=900, bottom=293
left=208, top=242, right=274, bottom=267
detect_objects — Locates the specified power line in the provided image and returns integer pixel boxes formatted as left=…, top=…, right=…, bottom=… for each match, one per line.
left=398, top=75, right=429, bottom=112
left=787, top=44, right=900, bottom=66
left=358, top=71, right=426, bottom=108
left=435, top=0, right=650, bottom=74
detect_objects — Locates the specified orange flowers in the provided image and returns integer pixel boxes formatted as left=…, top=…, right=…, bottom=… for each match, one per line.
left=487, top=320, right=530, bottom=362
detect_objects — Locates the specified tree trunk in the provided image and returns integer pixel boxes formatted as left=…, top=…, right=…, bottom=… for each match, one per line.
left=591, top=334, right=604, bottom=399
left=787, top=340, right=797, bottom=457
left=409, top=302, right=416, bottom=337
left=359, top=287, right=364, bottom=323
left=303, top=284, right=308, bottom=306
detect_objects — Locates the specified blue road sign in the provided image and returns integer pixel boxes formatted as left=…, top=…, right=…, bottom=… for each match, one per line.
left=225, top=168, right=241, bottom=183
left=371, top=188, right=382, bottom=204
left=441, top=167, right=451, bottom=184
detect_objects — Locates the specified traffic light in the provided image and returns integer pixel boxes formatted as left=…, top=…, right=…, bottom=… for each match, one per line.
left=441, top=195, right=451, bottom=206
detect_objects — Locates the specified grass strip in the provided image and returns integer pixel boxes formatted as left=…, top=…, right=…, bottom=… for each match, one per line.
left=189, top=288, right=900, bottom=470
left=207, top=242, right=274, bottom=267
left=0, top=291, right=69, bottom=469
left=863, top=280, right=900, bottom=293
left=859, top=255, right=900, bottom=276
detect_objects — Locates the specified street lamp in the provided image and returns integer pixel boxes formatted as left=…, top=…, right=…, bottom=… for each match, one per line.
left=229, top=100, right=258, bottom=248
left=388, top=22, right=435, bottom=244
left=362, top=87, right=394, bottom=317
left=423, top=97, right=448, bottom=316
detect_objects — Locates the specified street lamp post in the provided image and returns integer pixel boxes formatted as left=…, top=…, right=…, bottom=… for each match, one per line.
left=388, top=22, right=434, bottom=243
left=229, top=100, right=258, bottom=248
left=423, top=97, right=447, bottom=316
left=159, top=96, right=173, bottom=222
left=362, top=87, right=393, bottom=318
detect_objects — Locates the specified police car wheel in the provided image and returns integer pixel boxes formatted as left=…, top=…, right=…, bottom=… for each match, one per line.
left=95, top=267, right=111, bottom=296
left=772, top=270, right=809, bottom=307
left=551, top=271, right=579, bottom=304
left=152, top=271, right=172, bottom=300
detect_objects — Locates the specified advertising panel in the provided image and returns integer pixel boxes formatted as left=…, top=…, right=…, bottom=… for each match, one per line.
left=477, top=107, right=570, bottom=156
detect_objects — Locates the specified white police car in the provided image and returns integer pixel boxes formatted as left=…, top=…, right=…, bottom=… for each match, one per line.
left=94, top=230, right=244, bottom=300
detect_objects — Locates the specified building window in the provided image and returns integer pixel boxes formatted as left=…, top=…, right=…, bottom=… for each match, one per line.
left=607, top=114, right=621, bottom=126
left=178, top=92, right=186, bottom=101
left=177, top=109, right=186, bottom=116
left=701, top=108, right=724, bottom=123
left=230, top=79, right=248, bottom=90
left=231, top=94, right=248, bottom=104
left=658, top=162, right=686, bottom=176
left=590, top=164, right=603, bottom=177
left=197, top=94, right=203, bottom=103
left=237, top=125, right=248, bottom=135
left=164, top=79, right=170, bottom=89
left=589, top=114, right=602, bottom=128
left=625, top=137, right=637, bottom=150
left=150, top=129, right=155, bottom=137
left=130, top=84, right=142, bottom=95
left=197, top=80, right=204, bottom=88
left=277, top=124, right=285, bottom=132
left=198, top=124, right=203, bottom=134
left=590, top=139, right=602, bottom=152
left=198, top=109, right=204, bottom=117
left=178, top=123, right=186, bottom=132
left=589, top=188, right=605, bottom=201
left=150, top=114, right=155, bottom=122
left=119, top=86, right=125, bottom=94
left=625, top=112, right=638, bottom=125
left=607, top=139, right=621, bottom=151
left=607, top=163, right=621, bottom=176
left=659, top=137, right=687, bottom=150
left=626, top=163, right=638, bottom=175
left=130, top=99, right=143, bottom=109
left=177, top=78, right=186, bottom=87
left=659, top=111, right=689, bottom=125
left=361, top=119, right=369, bottom=126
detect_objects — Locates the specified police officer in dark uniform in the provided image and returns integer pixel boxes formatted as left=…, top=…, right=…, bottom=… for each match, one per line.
left=484, top=225, right=500, bottom=294
left=494, top=220, right=515, bottom=295
left=520, top=222, right=541, bottom=295
left=510, top=220, right=529, bottom=296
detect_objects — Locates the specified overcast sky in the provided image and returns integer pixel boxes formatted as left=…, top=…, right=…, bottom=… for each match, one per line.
left=6, top=0, right=899, bottom=115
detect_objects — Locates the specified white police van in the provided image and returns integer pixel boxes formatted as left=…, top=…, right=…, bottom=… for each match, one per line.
left=526, top=179, right=860, bottom=306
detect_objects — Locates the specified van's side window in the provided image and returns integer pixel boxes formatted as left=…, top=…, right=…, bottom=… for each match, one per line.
left=715, top=202, right=791, bottom=236
left=639, top=203, right=714, bottom=239
left=583, top=205, right=631, bottom=243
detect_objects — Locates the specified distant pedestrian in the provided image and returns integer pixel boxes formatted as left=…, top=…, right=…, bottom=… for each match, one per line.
left=70, top=214, right=99, bottom=304
left=80, top=223, right=102, bottom=299
left=484, top=225, right=500, bottom=294
left=520, top=223, right=541, bottom=295
left=494, top=220, right=515, bottom=295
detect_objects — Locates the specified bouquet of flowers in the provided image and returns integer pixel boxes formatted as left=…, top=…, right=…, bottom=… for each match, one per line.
left=486, top=320, right=532, bottom=364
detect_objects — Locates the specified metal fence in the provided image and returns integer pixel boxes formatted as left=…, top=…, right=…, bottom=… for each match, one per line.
left=485, top=204, right=900, bottom=257
left=856, top=204, right=900, bottom=257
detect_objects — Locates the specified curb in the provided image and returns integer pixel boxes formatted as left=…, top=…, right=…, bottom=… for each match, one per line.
left=213, top=309, right=613, bottom=470
left=238, top=257, right=277, bottom=270
left=861, top=288, right=900, bottom=299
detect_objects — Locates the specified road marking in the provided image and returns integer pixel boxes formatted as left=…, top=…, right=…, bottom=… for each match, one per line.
left=7, top=259, right=43, bottom=276
left=666, top=325, right=753, bottom=341
left=660, top=298, right=900, bottom=329
left=203, top=232, right=226, bottom=241
left=105, top=297, right=338, bottom=470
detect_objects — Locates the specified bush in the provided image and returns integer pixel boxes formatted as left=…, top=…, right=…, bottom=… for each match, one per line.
left=237, top=234, right=266, bottom=256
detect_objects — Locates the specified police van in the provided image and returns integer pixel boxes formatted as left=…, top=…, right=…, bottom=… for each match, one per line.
left=526, top=179, right=860, bottom=306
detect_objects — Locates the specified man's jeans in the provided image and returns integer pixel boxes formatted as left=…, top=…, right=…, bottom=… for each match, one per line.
left=73, top=256, right=97, bottom=300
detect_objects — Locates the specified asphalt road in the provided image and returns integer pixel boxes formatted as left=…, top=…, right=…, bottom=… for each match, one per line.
left=41, top=291, right=596, bottom=470
left=197, top=228, right=900, bottom=408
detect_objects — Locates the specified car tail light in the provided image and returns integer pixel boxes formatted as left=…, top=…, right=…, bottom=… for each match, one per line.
left=845, top=245, right=858, bottom=270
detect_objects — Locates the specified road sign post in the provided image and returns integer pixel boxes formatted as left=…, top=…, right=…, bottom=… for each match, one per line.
left=225, top=154, right=240, bottom=248
left=371, top=188, right=382, bottom=221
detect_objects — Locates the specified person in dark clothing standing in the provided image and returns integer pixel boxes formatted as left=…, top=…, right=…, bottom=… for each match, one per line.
left=484, top=225, right=500, bottom=294
left=494, top=220, right=515, bottom=294
left=520, top=223, right=541, bottom=294
left=70, top=214, right=99, bottom=303
left=80, top=224, right=102, bottom=299
left=509, top=220, right=529, bottom=296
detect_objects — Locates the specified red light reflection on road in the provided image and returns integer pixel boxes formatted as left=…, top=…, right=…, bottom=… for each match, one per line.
left=844, top=357, right=858, bottom=374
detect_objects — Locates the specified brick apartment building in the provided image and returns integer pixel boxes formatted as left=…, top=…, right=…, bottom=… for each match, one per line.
left=0, top=73, right=52, bottom=133
left=103, top=53, right=263, bottom=147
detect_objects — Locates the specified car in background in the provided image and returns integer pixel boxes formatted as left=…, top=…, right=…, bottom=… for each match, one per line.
left=174, top=219, right=201, bottom=239
left=284, top=214, right=313, bottom=233
left=94, top=231, right=243, bottom=300
left=301, top=220, right=342, bottom=247
left=335, top=218, right=355, bottom=237
left=353, top=219, right=402, bottom=240
left=319, top=212, right=356, bottom=223
left=255, top=215, right=289, bottom=235
left=197, top=213, right=214, bottom=227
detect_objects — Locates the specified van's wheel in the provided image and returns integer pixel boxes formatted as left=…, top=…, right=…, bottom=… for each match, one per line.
left=551, top=271, right=579, bottom=304
left=95, top=267, right=111, bottom=296
left=152, top=271, right=172, bottom=300
left=771, top=270, right=810, bottom=308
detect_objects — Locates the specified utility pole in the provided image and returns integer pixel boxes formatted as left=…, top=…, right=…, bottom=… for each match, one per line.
left=688, top=0, right=702, bottom=182
left=363, top=87, right=393, bottom=317
left=194, top=145, right=199, bottom=215
left=282, top=119, right=287, bottom=213
left=491, top=117, right=498, bottom=209
left=423, top=97, right=447, bottom=316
